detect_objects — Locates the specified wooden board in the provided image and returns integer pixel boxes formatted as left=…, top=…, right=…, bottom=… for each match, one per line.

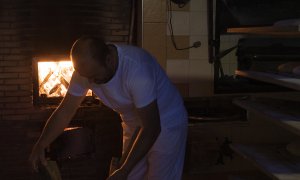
left=227, top=26, right=300, bottom=36
left=230, top=144, right=300, bottom=180
left=233, top=97, right=300, bottom=136
left=236, top=70, right=300, bottom=91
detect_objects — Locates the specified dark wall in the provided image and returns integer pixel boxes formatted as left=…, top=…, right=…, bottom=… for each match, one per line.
left=218, top=0, right=300, bottom=33
left=0, top=0, right=131, bottom=179
left=31, top=0, right=131, bottom=55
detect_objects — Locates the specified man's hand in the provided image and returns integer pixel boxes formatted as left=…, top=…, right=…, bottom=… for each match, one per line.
left=28, top=143, right=47, bottom=172
left=29, top=93, right=84, bottom=172
left=106, top=168, right=129, bottom=180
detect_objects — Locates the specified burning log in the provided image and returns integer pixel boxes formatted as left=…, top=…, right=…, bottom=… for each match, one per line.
left=49, top=83, right=61, bottom=95
left=37, top=61, right=77, bottom=97
left=39, top=70, right=54, bottom=90
left=60, top=76, right=70, bottom=89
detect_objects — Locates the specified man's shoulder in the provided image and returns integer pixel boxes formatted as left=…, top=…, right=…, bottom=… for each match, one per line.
left=114, top=44, right=145, bottom=52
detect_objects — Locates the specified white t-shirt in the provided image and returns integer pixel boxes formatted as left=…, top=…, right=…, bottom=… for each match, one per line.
left=68, top=44, right=187, bottom=130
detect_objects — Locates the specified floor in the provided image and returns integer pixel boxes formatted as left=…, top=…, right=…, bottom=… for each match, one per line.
left=182, top=173, right=229, bottom=180
left=182, top=171, right=271, bottom=180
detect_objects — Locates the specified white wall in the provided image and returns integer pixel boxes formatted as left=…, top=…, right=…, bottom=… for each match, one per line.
left=166, top=0, right=214, bottom=97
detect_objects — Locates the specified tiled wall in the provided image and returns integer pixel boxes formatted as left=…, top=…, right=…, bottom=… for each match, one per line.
left=219, top=35, right=243, bottom=77
left=142, top=0, right=214, bottom=97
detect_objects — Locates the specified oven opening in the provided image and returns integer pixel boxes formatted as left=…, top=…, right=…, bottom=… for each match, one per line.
left=33, top=56, right=94, bottom=105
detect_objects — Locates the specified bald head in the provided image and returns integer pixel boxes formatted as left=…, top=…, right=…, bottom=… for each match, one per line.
left=70, top=36, right=109, bottom=66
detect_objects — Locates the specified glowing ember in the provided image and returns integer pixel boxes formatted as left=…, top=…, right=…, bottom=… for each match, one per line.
left=38, top=60, right=92, bottom=97
left=64, top=126, right=82, bottom=131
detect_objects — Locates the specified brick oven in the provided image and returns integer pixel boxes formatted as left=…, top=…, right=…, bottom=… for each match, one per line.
left=32, top=56, right=94, bottom=105
left=0, top=0, right=135, bottom=179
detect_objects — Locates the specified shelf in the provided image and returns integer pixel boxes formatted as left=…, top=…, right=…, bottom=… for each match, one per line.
left=236, top=70, right=300, bottom=91
left=233, top=97, right=300, bottom=136
left=230, top=144, right=300, bottom=180
left=227, top=26, right=300, bottom=36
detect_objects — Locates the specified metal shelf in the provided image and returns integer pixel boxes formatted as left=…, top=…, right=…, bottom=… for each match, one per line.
left=236, top=70, right=300, bottom=91
left=230, top=144, right=300, bottom=180
left=233, top=97, right=300, bottom=136
left=227, top=26, right=300, bottom=36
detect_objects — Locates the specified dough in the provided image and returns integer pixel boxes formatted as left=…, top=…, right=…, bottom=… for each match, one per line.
left=278, top=62, right=300, bottom=73
left=292, top=66, right=300, bottom=76
left=286, top=141, right=300, bottom=157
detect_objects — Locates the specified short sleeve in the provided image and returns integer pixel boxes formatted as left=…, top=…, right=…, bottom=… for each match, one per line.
left=128, top=63, right=157, bottom=108
left=67, top=71, right=90, bottom=97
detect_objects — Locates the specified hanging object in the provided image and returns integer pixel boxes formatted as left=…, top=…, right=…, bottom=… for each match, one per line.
left=171, top=0, right=190, bottom=6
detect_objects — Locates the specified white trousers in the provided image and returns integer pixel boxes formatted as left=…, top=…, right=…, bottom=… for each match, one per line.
left=122, top=122, right=188, bottom=180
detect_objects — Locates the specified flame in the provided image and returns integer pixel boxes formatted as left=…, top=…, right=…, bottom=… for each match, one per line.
left=38, top=60, right=92, bottom=97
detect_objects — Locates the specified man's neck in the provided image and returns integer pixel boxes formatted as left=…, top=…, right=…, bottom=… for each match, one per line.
left=107, top=44, right=119, bottom=73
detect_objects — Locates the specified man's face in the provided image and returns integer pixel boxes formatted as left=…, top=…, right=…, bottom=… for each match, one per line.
left=72, top=56, right=112, bottom=84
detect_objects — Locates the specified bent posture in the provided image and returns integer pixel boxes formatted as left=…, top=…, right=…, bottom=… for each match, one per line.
left=29, top=36, right=188, bottom=180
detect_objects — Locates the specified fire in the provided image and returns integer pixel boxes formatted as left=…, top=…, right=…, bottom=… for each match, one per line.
left=38, top=60, right=92, bottom=97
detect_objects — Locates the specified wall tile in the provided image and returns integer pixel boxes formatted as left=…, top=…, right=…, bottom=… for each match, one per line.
left=229, top=63, right=237, bottom=76
left=228, top=51, right=238, bottom=64
left=166, top=59, right=189, bottom=83
left=190, top=11, right=208, bottom=35
left=219, top=34, right=244, bottom=75
left=220, top=35, right=231, bottom=42
left=201, top=0, right=208, bottom=11
left=143, top=23, right=167, bottom=69
left=190, top=0, right=207, bottom=12
left=188, top=59, right=214, bottom=96
left=219, top=39, right=238, bottom=73
left=189, top=60, right=213, bottom=83
left=166, top=11, right=190, bottom=35
left=170, top=1, right=190, bottom=11
left=144, top=0, right=211, bottom=95
left=144, top=0, right=167, bottom=23
left=189, top=35, right=208, bottom=59
left=221, top=63, right=230, bottom=76
left=189, top=82, right=214, bottom=97
left=167, top=35, right=190, bottom=59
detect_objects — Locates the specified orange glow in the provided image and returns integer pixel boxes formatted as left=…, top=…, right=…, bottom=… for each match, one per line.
left=38, top=60, right=92, bottom=97
left=64, top=126, right=82, bottom=131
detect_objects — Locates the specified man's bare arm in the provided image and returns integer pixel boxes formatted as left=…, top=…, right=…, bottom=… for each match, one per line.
left=110, top=100, right=161, bottom=177
left=29, top=93, right=85, bottom=170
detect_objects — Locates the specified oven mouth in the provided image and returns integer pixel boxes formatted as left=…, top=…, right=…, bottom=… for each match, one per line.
left=33, top=56, right=93, bottom=105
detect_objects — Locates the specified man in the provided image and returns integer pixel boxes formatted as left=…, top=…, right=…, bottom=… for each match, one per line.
left=29, top=36, right=188, bottom=180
